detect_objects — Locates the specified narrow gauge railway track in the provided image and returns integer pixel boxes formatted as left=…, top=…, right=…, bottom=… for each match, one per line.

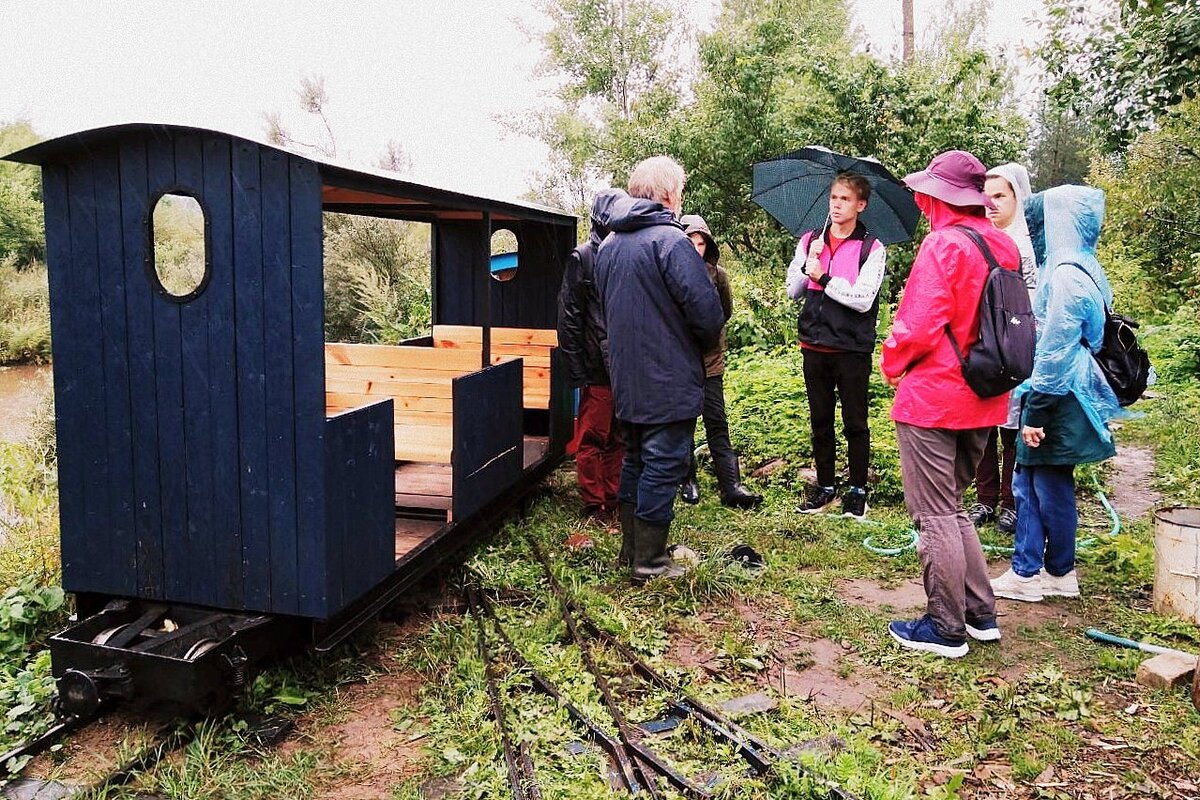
left=1, top=716, right=196, bottom=798
left=463, top=540, right=862, bottom=800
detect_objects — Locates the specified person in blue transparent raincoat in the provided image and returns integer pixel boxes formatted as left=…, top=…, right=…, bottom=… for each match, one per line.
left=990, top=185, right=1129, bottom=603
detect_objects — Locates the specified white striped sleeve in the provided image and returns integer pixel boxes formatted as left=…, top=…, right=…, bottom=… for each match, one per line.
left=823, top=243, right=886, bottom=313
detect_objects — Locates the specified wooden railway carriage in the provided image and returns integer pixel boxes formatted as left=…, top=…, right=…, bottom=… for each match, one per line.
left=3, top=124, right=577, bottom=712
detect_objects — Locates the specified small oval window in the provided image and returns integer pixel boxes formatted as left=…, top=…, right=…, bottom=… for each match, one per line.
left=490, top=228, right=518, bottom=283
left=152, top=193, right=209, bottom=300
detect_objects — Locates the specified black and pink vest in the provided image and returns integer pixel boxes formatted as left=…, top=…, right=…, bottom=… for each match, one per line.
left=796, top=222, right=882, bottom=354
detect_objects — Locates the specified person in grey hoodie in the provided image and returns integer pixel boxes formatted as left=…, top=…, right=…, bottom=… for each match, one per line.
left=594, top=156, right=726, bottom=583
left=968, top=162, right=1037, bottom=535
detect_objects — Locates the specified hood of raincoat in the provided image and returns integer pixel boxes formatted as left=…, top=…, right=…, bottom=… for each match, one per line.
left=1017, top=184, right=1125, bottom=440
left=986, top=163, right=1032, bottom=240
left=587, top=188, right=628, bottom=247
left=679, top=214, right=719, bottom=265
left=602, top=195, right=682, bottom=234
left=987, top=163, right=1037, bottom=293
left=914, top=191, right=988, bottom=231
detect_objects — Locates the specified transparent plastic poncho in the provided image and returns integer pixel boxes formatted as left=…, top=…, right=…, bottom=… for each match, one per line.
left=1012, top=185, right=1131, bottom=443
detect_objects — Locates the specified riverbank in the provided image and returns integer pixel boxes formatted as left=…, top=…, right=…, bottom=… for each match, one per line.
left=0, top=363, right=50, bottom=444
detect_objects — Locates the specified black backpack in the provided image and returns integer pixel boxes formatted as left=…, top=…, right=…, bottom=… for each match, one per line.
left=944, top=225, right=1036, bottom=398
left=1070, top=264, right=1152, bottom=407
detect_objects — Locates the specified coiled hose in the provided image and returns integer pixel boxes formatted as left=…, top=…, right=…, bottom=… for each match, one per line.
left=861, top=474, right=1121, bottom=556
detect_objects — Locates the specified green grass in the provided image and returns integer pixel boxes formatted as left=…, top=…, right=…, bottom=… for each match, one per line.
left=3, top=322, right=1199, bottom=798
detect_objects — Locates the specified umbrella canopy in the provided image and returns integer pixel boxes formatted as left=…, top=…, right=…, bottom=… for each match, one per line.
left=751, top=146, right=920, bottom=245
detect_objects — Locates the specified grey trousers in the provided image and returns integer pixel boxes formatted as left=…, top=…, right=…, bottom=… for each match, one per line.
left=895, top=422, right=997, bottom=641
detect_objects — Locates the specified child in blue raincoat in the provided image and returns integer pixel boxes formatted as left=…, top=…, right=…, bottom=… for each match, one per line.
left=991, top=185, right=1126, bottom=603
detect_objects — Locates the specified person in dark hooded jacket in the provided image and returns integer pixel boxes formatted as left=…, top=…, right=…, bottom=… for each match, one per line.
left=557, top=189, right=628, bottom=526
left=676, top=214, right=762, bottom=509
left=595, top=156, right=726, bottom=583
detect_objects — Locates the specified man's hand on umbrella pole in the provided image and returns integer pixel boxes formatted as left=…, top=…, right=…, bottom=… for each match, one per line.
left=805, top=256, right=825, bottom=282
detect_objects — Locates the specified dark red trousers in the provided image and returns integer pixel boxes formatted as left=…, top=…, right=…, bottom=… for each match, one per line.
left=575, top=385, right=624, bottom=511
left=974, top=426, right=1017, bottom=512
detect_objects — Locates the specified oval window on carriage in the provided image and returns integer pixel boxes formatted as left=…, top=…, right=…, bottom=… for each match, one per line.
left=490, top=228, right=519, bottom=282
left=150, top=192, right=210, bottom=301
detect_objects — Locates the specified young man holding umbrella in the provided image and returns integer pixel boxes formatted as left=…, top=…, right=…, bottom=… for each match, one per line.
left=785, top=173, right=887, bottom=519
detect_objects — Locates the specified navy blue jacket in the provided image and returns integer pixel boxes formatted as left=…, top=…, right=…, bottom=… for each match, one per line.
left=595, top=197, right=725, bottom=424
left=556, top=189, right=626, bottom=387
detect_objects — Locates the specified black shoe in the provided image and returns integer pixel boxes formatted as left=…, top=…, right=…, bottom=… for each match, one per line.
left=967, top=503, right=995, bottom=527
left=797, top=485, right=837, bottom=514
left=841, top=486, right=868, bottom=520
left=720, top=483, right=763, bottom=509
left=996, top=506, right=1017, bottom=535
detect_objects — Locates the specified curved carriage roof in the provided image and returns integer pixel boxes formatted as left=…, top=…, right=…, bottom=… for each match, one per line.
left=2, top=122, right=575, bottom=227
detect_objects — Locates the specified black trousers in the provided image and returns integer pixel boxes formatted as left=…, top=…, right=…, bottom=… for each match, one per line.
left=801, top=348, right=871, bottom=488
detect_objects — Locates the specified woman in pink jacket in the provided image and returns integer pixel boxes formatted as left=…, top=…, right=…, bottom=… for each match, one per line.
left=880, top=150, right=1021, bottom=658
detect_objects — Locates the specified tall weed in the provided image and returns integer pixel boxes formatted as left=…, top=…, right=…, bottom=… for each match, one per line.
left=0, top=256, right=50, bottom=365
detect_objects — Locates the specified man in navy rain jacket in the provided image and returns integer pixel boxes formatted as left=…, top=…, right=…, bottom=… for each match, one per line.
left=595, top=156, right=726, bottom=583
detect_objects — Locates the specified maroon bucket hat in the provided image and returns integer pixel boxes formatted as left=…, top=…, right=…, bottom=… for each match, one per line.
left=903, top=150, right=996, bottom=210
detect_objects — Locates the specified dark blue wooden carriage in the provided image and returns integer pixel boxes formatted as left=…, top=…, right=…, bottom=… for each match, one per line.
left=4, top=124, right=576, bottom=711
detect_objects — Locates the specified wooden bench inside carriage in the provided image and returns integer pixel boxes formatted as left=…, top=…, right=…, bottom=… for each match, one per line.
left=431, top=325, right=558, bottom=467
left=325, top=342, right=524, bottom=560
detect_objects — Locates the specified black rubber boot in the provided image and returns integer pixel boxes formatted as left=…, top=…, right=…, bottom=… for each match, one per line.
left=679, top=454, right=700, bottom=505
left=712, top=446, right=762, bottom=509
left=617, top=501, right=636, bottom=568
left=630, top=518, right=686, bottom=584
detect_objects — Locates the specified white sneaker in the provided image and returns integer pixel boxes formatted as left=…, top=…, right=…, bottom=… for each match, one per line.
left=990, top=568, right=1044, bottom=602
left=1042, top=570, right=1080, bottom=598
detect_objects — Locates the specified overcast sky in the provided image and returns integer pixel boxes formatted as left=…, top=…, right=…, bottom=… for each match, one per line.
left=0, top=0, right=1049, bottom=201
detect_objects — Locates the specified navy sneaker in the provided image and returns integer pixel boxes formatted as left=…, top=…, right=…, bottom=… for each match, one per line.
left=888, top=616, right=969, bottom=658
left=797, top=485, right=837, bottom=514
left=965, top=616, right=1002, bottom=642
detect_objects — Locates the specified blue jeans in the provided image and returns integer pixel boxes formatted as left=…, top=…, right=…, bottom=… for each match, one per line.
left=618, top=420, right=694, bottom=524
left=1012, top=464, right=1077, bottom=578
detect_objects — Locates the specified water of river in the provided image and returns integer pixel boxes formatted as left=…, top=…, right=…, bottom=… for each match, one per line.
left=0, top=364, right=52, bottom=444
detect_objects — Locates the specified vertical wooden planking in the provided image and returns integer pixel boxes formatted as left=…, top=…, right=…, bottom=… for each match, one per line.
left=322, top=402, right=393, bottom=617
left=202, top=134, right=243, bottom=608
left=41, top=165, right=88, bottom=592
left=290, top=156, right=326, bottom=616
left=260, top=148, right=298, bottom=613
left=119, top=137, right=164, bottom=597
left=93, top=147, right=137, bottom=595
left=232, top=140, right=271, bottom=611
left=147, top=136, right=189, bottom=603
left=174, top=132, right=217, bottom=606
left=340, top=403, right=393, bottom=606
left=66, top=158, right=114, bottom=592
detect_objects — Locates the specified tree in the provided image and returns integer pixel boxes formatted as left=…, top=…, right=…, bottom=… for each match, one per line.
left=1028, top=104, right=1092, bottom=189
left=0, top=121, right=45, bottom=266
left=1090, top=98, right=1200, bottom=307
left=1040, top=0, right=1200, bottom=153
left=264, top=74, right=338, bottom=158
left=515, top=0, right=690, bottom=213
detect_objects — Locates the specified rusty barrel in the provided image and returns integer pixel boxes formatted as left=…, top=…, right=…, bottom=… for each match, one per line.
left=1153, top=506, right=1200, bottom=624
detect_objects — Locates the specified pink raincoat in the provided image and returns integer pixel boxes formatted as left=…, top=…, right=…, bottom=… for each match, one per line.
left=881, top=196, right=1021, bottom=429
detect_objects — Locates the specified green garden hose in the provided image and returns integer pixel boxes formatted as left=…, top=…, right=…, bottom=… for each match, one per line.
left=859, top=476, right=1121, bottom=557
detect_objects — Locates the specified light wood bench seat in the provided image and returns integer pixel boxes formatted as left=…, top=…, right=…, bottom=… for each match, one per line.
left=431, top=325, right=557, bottom=410
left=325, top=342, right=483, bottom=463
